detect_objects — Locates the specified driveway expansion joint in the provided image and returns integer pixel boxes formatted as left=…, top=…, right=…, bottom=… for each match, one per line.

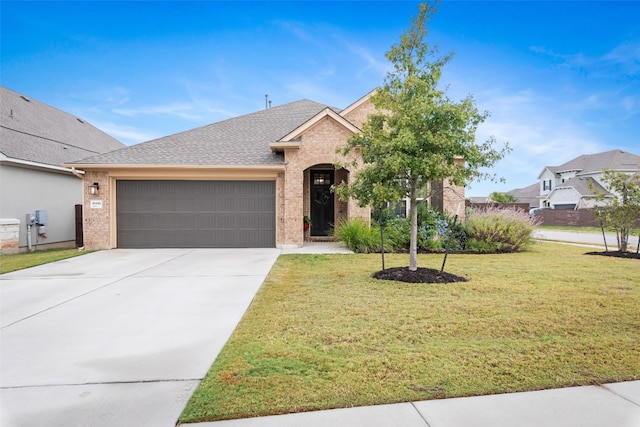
left=410, top=401, right=432, bottom=426
left=598, top=384, right=640, bottom=407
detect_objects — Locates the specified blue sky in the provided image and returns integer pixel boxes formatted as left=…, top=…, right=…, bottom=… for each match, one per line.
left=2, top=1, right=639, bottom=196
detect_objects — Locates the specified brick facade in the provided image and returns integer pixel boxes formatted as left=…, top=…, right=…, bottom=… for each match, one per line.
left=82, top=170, right=112, bottom=249
left=79, top=93, right=463, bottom=249
left=280, top=114, right=371, bottom=247
left=0, top=218, right=20, bottom=254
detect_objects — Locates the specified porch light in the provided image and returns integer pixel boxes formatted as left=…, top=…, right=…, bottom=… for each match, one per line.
left=88, top=182, right=99, bottom=196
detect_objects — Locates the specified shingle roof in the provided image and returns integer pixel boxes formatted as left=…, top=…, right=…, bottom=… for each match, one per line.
left=559, top=176, right=610, bottom=197
left=548, top=149, right=640, bottom=175
left=69, top=99, right=333, bottom=166
left=0, top=86, right=124, bottom=167
left=507, top=182, right=540, bottom=207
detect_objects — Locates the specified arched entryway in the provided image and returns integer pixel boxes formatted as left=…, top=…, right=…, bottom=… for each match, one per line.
left=304, top=165, right=349, bottom=239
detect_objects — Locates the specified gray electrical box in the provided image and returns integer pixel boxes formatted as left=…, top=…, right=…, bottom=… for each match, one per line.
left=35, top=210, right=47, bottom=225
left=26, top=213, right=36, bottom=226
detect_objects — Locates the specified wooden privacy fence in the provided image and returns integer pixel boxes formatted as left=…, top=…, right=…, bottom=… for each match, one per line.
left=536, top=209, right=640, bottom=227
left=536, top=209, right=600, bottom=227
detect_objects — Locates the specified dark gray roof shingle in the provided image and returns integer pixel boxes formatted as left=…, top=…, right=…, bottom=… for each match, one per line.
left=70, top=99, right=332, bottom=166
left=548, top=149, right=640, bottom=175
left=0, top=86, right=125, bottom=167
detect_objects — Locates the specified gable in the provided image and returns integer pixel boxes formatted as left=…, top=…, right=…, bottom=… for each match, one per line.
left=340, top=90, right=377, bottom=129
left=270, top=108, right=360, bottom=152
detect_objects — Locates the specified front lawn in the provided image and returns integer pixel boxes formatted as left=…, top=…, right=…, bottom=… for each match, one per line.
left=0, top=248, right=88, bottom=274
left=180, top=242, right=640, bottom=423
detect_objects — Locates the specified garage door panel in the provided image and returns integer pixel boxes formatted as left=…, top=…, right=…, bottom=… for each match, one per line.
left=116, top=181, right=275, bottom=248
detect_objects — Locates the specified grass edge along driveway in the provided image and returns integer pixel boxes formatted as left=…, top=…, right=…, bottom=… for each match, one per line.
left=180, top=242, right=640, bottom=423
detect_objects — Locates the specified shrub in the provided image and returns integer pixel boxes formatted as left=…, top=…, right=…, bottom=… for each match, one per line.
left=383, top=218, right=410, bottom=250
left=464, top=207, right=538, bottom=253
left=333, top=218, right=380, bottom=253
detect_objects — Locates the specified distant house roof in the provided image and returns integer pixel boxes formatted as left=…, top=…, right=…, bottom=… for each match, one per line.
left=506, top=182, right=540, bottom=207
left=539, top=149, right=640, bottom=178
left=557, top=176, right=609, bottom=196
left=0, top=86, right=124, bottom=168
left=69, top=99, right=336, bottom=167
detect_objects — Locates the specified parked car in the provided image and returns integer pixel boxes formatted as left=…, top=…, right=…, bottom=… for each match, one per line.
left=529, top=207, right=552, bottom=218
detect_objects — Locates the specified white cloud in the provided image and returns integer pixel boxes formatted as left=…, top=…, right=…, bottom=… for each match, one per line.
left=466, top=87, right=608, bottom=196
left=90, top=120, right=159, bottom=146
left=112, top=103, right=201, bottom=120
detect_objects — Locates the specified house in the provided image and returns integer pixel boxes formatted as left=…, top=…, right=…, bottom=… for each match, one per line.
left=67, top=91, right=465, bottom=250
left=0, top=86, right=125, bottom=254
left=506, top=182, right=539, bottom=209
left=537, top=149, right=640, bottom=210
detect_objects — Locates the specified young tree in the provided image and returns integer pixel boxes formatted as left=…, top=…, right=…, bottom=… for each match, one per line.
left=592, top=169, right=640, bottom=252
left=488, top=192, right=517, bottom=203
left=337, top=1, right=509, bottom=271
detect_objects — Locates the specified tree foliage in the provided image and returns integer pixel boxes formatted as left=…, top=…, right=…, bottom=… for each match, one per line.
left=336, top=1, right=509, bottom=271
left=591, top=169, right=640, bottom=252
left=488, top=192, right=517, bottom=203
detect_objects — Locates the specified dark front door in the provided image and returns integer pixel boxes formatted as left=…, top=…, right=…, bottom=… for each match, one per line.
left=310, top=170, right=334, bottom=236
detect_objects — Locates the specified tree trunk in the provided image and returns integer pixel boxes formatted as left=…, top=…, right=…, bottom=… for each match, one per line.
left=620, top=183, right=629, bottom=252
left=409, top=186, right=418, bottom=271
left=620, top=226, right=629, bottom=252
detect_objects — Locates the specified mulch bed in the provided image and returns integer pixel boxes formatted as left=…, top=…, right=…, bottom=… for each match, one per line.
left=585, top=251, right=640, bottom=260
left=372, top=267, right=468, bottom=283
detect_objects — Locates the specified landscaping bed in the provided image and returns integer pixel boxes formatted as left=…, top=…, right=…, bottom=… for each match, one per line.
left=372, top=266, right=467, bottom=283
left=585, top=251, right=640, bottom=260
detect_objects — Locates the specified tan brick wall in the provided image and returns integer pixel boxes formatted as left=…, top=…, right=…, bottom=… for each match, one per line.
left=281, top=116, right=371, bottom=246
left=442, top=180, right=466, bottom=220
left=275, top=172, right=285, bottom=245
left=83, top=171, right=112, bottom=249
left=0, top=219, right=20, bottom=254
left=342, top=97, right=377, bottom=129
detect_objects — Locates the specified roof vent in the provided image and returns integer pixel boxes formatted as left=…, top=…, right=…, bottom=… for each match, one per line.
left=20, top=95, right=30, bottom=102
left=77, top=118, right=84, bottom=123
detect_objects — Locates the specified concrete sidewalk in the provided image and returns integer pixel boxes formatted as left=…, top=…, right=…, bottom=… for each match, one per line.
left=185, top=381, right=640, bottom=427
left=534, top=229, right=640, bottom=249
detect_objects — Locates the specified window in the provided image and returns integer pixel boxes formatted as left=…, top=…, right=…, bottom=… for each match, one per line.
left=313, top=173, right=331, bottom=185
left=392, top=200, right=407, bottom=218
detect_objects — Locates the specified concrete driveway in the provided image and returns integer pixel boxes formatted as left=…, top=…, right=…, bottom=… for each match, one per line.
left=1, top=248, right=281, bottom=427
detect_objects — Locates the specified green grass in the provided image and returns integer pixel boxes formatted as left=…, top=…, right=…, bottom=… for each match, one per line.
left=180, top=242, right=640, bottom=423
left=0, top=248, right=89, bottom=274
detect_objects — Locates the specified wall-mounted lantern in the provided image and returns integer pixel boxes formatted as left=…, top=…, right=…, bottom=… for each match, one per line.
left=88, top=182, right=100, bottom=196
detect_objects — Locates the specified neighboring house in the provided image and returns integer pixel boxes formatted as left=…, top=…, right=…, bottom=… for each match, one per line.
left=537, top=149, right=640, bottom=210
left=506, top=182, right=539, bottom=209
left=0, top=86, right=125, bottom=253
left=67, top=91, right=465, bottom=250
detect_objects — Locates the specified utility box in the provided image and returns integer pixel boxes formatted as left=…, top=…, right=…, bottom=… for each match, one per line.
left=26, top=213, right=36, bottom=226
left=35, top=210, right=47, bottom=225
left=35, top=210, right=47, bottom=235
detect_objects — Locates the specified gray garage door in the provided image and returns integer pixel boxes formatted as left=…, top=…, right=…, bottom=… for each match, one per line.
left=116, top=180, right=275, bottom=248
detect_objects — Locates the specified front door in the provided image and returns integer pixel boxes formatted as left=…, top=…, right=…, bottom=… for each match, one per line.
left=310, top=170, right=334, bottom=236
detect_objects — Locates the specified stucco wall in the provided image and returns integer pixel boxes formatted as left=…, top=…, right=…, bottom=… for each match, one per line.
left=0, top=163, right=81, bottom=249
